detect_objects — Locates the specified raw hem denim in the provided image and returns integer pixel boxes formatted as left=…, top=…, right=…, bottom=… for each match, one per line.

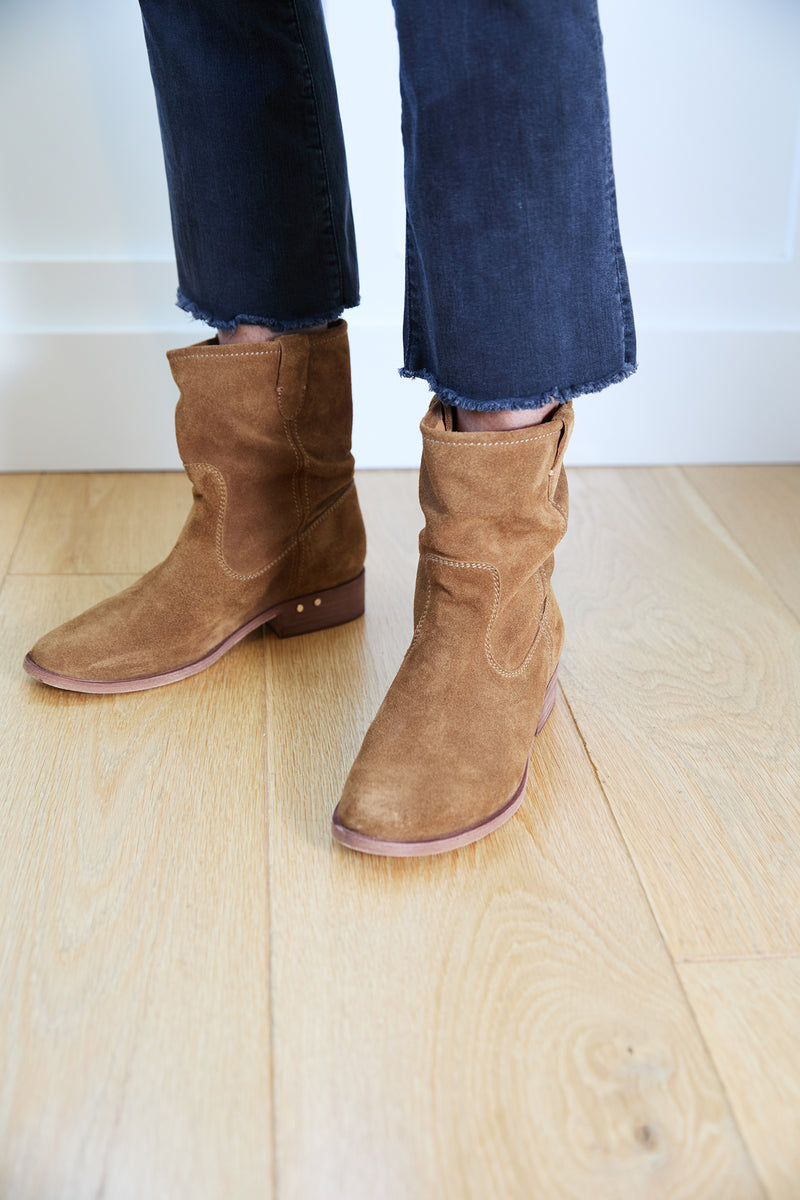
left=392, top=1, right=637, bottom=412
left=175, top=288, right=355, bottom=334
left=399, top=360, right=638, bottom=413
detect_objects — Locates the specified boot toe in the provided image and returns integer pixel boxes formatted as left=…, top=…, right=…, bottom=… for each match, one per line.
left=27, top=621, right=96, bottom=680
left=26, top=620, right=125, bottom=687
left=23, top=582, right=179, bottom=688
left=333, top=750, right=529, bottom=856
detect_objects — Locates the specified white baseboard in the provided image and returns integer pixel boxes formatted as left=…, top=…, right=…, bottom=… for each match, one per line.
left=1, top=322, right=798, bottom=471
left=567, top=328, right=800, bottom=466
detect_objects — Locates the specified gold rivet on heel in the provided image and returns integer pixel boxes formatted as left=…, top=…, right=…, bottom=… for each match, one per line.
left=296, top=604, right=304, bottom=613
left=314, top=598, right=322, bottom=607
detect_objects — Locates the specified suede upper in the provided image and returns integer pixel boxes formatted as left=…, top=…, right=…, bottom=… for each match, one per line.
left=28, top=321, right=366, bottom=684
left=336, top=399, right=573, bottom=845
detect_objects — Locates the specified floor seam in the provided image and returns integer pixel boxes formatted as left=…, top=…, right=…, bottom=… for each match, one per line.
left=558, top=676, right=769, bottom=1196
left=4, top=473, right=44, bottom=581
left=677, top=465, right=800, bottom=628
left=677, top=952, right=800, bottom=965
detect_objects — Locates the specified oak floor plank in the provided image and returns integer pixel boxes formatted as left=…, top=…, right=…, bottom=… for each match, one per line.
left=263, top=471, right=762, bottom=1200
left=679, top=959, right=800, bottom=1200
left=0, top=474, right=39, bottom=578
left=3, top=466, right=796, bottom=1199
left=554, top=467, right=800, bottom=960
left=0, top=575, right=272, bottom=1200
left=683, top=465, right=800, bottom=621
left=9, top=472, right=189, bottom=575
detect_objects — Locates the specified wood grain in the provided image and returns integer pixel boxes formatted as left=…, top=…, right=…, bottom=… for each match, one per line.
left=263, top=472, right=761, bottom=1200
left=679, top=958, right=800, bottom=1200
left=555, top=466, right=800, bottom=960
left=0, top=574, right=272, bottom=1199
left=684, top=465, right=800, bottom=621
left=9, top=472, right=189, bottom=575
left=2, top=466, right=798, bottom=1199
left=0, top=474, right=38, bottom=578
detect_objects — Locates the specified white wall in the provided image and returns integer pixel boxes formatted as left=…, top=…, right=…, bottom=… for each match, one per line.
left=1, top=0, right=799, bottom=469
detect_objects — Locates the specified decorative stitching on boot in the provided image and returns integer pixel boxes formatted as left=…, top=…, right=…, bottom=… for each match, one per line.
left=293, top=417, right=312, bottom=531
left=171, top=348, right=281, bottom=360
left=542, top=615, right=553, bottom=664
left=425, top=554, right=547, bottom=679
left=279, top=402, right=311, bottom=590
left=184, top=463, right=355, bottom=582
left=276, top=382, right=308, bottom=421
left=541, top=589, right=554, bottom=666
left=300, top=444, right=311, bottom=530
left=410, top=578, right=433, bottom=648
left=298, top=439, right=311, bottom=589
left=421, top=429, right=560, bottom=449
left=281, top=417, right=304, bottom=530
left=281, top=357, right=312, bottom=590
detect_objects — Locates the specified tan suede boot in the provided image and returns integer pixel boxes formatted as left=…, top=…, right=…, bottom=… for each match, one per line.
left=24, top=319, right=366, bottom=693
left=333, top=398, right=573, bottom=856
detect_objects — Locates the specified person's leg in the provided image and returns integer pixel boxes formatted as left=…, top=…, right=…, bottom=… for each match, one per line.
left=393, top=0, right=635, bottom=424
left=333, top=0, right=635, bottom=855
left=138, top=0, right=359, bottom=334
left=24, top=0, right=366, bottom=693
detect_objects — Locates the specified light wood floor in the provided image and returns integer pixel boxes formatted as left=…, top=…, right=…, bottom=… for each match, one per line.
left=1, top=465, right=798, bottom=1200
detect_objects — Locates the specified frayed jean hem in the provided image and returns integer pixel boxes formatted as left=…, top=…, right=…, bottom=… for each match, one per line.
left=398, top=359, right=638, bottom=411
left=176, top=288, right=358, bottom=333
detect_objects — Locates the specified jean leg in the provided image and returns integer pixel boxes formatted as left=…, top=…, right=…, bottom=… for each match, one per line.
left=138, top=0, right=359, bottom=330
left=392, top=0, right=636, bottom=410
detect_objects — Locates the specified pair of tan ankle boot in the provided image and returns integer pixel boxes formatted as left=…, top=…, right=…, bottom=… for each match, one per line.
left=24, top=320, right=573, bottom=857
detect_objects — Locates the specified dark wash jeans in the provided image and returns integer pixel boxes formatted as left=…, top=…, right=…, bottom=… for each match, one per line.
left=138, top=0, right=636, bottom=411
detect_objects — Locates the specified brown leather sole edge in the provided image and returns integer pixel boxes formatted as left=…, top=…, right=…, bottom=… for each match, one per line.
left=23, top=570, right=365, bottom=695
left=331, top=665, right=560, bottom=858
left=331, top=763, right=531, bottom=858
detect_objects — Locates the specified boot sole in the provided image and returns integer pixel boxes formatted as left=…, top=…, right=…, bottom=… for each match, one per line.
left=331, top=665, right=560, bottom=857
left=23, top=570, right=365, bottom=695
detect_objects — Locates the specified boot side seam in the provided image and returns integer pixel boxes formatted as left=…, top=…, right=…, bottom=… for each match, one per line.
left=281, top=355, right=312, bottom=591
left=550, top=492, right=568, bottom=521
left=295, top=482, right=360, bottom=567
left=282, top=352, right=313, bottom=528
left=424, top=554, right=548, bottom=680
left=280, top=418, right=304, bottom=532
left=280, top=416, right=306, bottom=592
left=410, top=576, right=433, bottom=649
left=538, top=570, right=556, bottom=673
left=184, top=463, right=356, bottom=583
left=284, top=414, right=312, bottom=534
left=548, top=456, right=569, bottom=523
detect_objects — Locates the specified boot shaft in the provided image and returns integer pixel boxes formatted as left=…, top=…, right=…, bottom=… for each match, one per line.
left=166, top=320, right=357, bottom=577
left=414, top=400, right=574, bottom=626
